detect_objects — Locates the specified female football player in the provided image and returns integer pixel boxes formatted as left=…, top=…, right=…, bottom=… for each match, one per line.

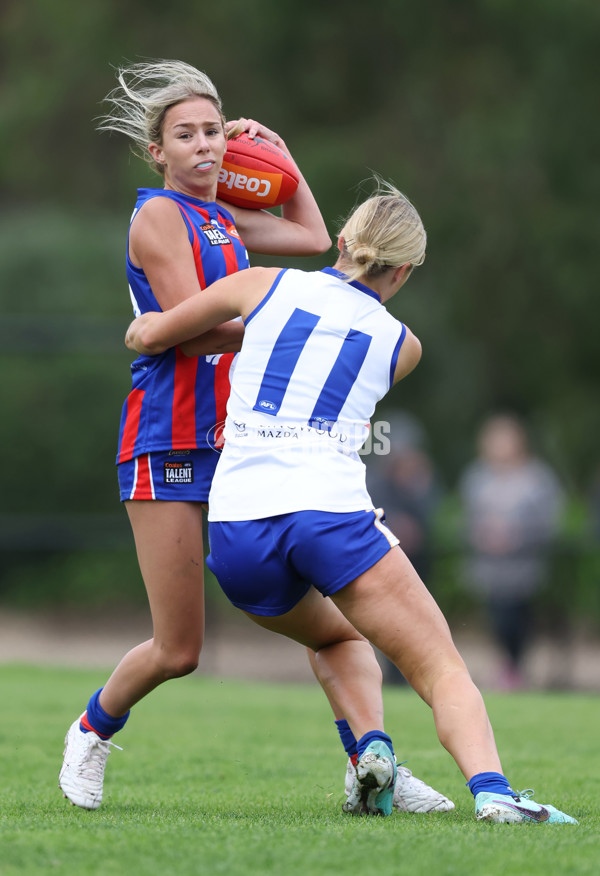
left=123, top=181, right=578, bottom=824
left=59, top=61, right=450, bottom=816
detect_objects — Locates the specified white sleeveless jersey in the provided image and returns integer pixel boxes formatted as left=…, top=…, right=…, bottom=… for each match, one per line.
left=208, top=267, right=407, bottom=521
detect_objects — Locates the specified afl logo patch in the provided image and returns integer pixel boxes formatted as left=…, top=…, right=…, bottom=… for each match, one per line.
left=164, top=461, right=193, bottom=484
left=258, top=400, right=277, bottom=411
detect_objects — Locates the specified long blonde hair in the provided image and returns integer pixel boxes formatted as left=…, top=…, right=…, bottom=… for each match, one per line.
left=339, top=178, right=427, bottom=281
left=97, top=60, right=225, bottom=175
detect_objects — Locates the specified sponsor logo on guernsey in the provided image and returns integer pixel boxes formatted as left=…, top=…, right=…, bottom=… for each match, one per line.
left=164, top=461, right=193, bottom=484
left=257, top=429, right=300, bottom=440
left=200, top=223, right=231, bottom=247
left=254, top=424, right=347, bottom=445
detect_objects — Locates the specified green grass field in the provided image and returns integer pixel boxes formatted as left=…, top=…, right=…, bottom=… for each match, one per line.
left=0, top=665, right=597, bottom=876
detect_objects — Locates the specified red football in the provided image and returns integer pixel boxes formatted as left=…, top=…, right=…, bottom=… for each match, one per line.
left=216, top=133, right=300, bottom=210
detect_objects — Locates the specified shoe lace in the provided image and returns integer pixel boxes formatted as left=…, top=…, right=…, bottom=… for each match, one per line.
left=394, top=759, right=413, bottom=779
left=77, top=735, right=122, bottom=779
left=513, top=788, right=535, bottom=801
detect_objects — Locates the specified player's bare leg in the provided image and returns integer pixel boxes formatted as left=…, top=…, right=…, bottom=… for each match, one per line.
left=330, top=546, right=503, bottom=781
left=244, top=588, right=383, bottom=741
left=244, top=590, right=396, bottom=814
left=60, top=500, right=206, bottom=809
left=306, top=649, right=454, bottom=813
left=100, top=500, right=206, bottom=716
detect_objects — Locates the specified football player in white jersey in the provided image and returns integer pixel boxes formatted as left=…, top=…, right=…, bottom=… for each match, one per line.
left=126, top=182, right=577, bottom=824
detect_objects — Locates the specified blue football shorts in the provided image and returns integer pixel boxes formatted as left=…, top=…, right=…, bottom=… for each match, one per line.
left=207, top=508, right=400, bottom=616
left=118, top=449, right=219, bottom=502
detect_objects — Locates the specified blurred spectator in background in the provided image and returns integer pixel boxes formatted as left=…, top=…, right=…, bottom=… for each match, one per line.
left=365, top=411, right=440, bottom=683
left=458, top=413, right=565, bottom=690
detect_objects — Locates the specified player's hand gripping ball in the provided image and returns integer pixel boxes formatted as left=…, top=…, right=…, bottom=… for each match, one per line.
left=217, top=134, right=300, bottom=209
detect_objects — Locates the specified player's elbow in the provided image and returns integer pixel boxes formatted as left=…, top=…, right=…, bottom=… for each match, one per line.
left=137, top=324, right=167, bottom=356
left=298, top=228, right=332, bottom=256
left=312, top=230, right=333, bottom=255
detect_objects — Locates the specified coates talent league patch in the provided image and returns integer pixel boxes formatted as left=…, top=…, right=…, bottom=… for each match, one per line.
left=164, top=460, right=194, bottom=484
left=200, top=223, right=231, bottom=247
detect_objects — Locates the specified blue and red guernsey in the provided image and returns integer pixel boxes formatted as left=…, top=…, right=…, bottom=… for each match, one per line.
left=117, top=188, right=250, bottom=463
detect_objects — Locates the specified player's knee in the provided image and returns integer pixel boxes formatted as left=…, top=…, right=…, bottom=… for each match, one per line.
left=417, top=660, right=472, bottom=707
left=157, top=645, right=202, bottom=679
left=166, top=653, right=200, bottom=678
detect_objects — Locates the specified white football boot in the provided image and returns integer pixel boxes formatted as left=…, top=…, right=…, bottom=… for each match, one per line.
left=345, top=758, right=455, bottom=813
left=343, top=740, right=396, bottom=816
left=59, top=716, right=121, bottom=810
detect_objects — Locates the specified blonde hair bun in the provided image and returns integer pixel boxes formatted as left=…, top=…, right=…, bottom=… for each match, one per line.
left=339, top=177, right=426, bottom=282
left=350, top=243, right=379, bottom=266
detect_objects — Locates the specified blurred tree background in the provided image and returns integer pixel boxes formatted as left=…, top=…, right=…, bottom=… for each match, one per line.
left=1, top=0, right=599, bottom=623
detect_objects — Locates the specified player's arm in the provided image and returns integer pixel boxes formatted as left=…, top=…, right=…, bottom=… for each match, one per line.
left=125, top=266, right=278, bottom=356
left=129, top=196, right=246, bottom=354
left=219, top=119, right=331, bottom=257
left=130, top=196, right=204, bottom=309
left=391, top=327, right=422, bottom=385
left=178, top=319, right=245, bottom=357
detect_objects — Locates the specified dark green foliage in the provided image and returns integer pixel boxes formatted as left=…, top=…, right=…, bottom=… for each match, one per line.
left=1, top=1, right=599, bottom=612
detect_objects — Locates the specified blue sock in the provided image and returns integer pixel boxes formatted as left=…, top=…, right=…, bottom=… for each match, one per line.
left=80, top=688, right=130, bottom=739
left=467, top=771, right=515, bottom=797
left=335, top=719, right=358, bottom=758
left=357, top=730, right=395, bottom=760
